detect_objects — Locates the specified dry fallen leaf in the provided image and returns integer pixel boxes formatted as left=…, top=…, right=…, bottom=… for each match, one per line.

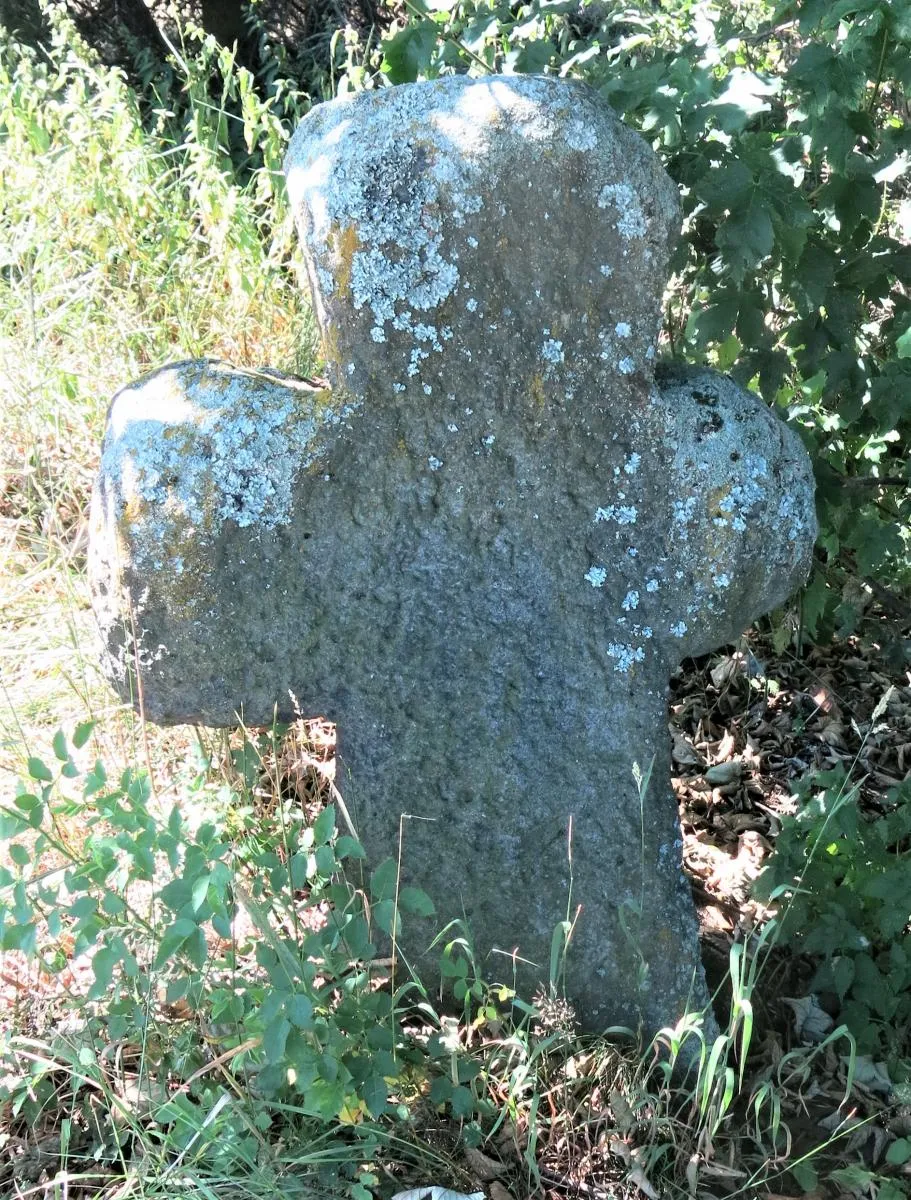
left=699, top=904, right=734, bottom=932
left=705, top=760, right=742, bottom=785
left=609, top=1136, right=632, bottom=1165
left=489, top=1184, right=515, bottom=1200
left=710, top=729, right=736, bottom=764
left=845, top=1055, right=893, bottom=1095
left=782, top=995, right=834, bottom=1043
left=710, top=656, right=741, bottom=689
left=672, top=731, right=705, bottom=768
left=463, top=1148, right=505, bottom=1181
left=629, top=1164, right=660, bottom=1199
left=610, top=1088, right=635, bottom=1132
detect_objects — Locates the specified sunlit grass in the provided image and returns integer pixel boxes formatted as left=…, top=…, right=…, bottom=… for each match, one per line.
left=0, top=13, right=317, bottom=773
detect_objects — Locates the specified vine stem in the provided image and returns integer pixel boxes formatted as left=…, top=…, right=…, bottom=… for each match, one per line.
left=867, top=26, right=890, bottom=114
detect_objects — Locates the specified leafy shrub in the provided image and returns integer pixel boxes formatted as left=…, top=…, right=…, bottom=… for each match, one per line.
left=0, top=723, right=503, bottom=1193
left=755, top=760, right=911, bottom=1063
left=2, top=726, right=866, bottom=1197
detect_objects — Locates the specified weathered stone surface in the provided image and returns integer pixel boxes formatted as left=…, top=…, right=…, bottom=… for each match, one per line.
left=89, top=76, right=817, bottom=1038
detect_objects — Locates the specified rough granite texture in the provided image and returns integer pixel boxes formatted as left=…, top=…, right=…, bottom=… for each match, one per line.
left=89, top=76, right=818, bottom=1040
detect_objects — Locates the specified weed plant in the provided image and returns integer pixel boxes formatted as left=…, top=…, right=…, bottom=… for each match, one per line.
left=0, top=8, right=315, bottom=758
left=755, top=689, right=911, bottom=1066
left=0, top=719, right=869, bottom=1199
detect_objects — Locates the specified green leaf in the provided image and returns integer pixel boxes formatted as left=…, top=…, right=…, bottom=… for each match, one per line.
left=191, top=873, right=211, bottom=914
left=0, top=811, right=30, bottom=839
left=289, top=852, right=308, bottom=890
left=832, top=955, right=855, bottom=999
left=52, top=731, right=68, bottom=762
left=831, top=1165, right=874, bottom=1190
left=789, top=1160, right=817, bottom=1193
left=27, top=757, right=53, bottom=783
left=370, top=858, right=397, bottom=903
left=708, top=69, right=780, bottom=132
left=818, top=175, right=880, bottom=238
left=262, top=1015, right=291, bottom=1064
left=9, top=844, right=29, bottom=867
left=382, top=21, right=438, bottom=84
left=715, top=335, right=741, bottom=371
left=800, top=571, right=831, bottom=640
left=314, top=844, right=337, bottom=878
left=449, top=1085, right=474, bottom=1117
left=14, top=791, right=42, bottom=816
left=153, top=917, right=200, bottom=968
left=287, top=994, right=313, bottom=1029
left=341, top=914, right=373, bottom=959
left=886, top=1137, right=911, bottom=1165
left=90, top=945, right=120, bottom=998
left=848, top=514, right=903, bottom=575
left=372, top=899, right=401, bottom=938
left=312, top=805, right=335, bottom=845
left=716, top=194, right=775, bottom=282
left=398, top=886, right=435, bottom=917
left=186, top=925, right=208, bottom=969
left=361, top=1073, right=388, bottom=1118
left=513, top=38, right=554, bottom=74
left=790, top=241, right=837, bottom=313
left=72, top=721, right=96, bottom=750
left=896, top=326, right=911, bottom=358
left=336, top=835, right=366, bottom=860
left=84, top=761, right=106, bottom=796
left=688, top=300, right=737, bottom=347
left=695, top=159, right=753, bottom=210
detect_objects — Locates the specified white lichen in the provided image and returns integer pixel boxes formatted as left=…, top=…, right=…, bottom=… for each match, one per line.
left=105, top=364, right=342, bottom=533
left=623, top=453, right=641, bottom=475
left=606, top=642, right=645, bottom=672
left=566, top=119, right=597, bottom=151
left=595, top=504, right=638, bottom=525
left=541, top=338, right=565, bottom=365
left=585, top=565, right=607, bottom=588
left=597, top=183, right=647, bottom=239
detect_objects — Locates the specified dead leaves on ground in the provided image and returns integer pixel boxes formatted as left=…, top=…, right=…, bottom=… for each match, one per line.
left=671, top=631, right=910, bottom=938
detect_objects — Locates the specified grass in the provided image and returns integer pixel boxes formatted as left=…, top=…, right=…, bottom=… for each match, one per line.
left=0, top=10, right=907, bottom=1200
left=0, top=11, right=315, bottom=772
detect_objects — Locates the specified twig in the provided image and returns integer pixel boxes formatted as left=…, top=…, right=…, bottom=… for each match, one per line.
left=835, top=475, right=908, bottom=490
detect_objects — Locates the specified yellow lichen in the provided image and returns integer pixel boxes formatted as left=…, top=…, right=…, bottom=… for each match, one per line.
left=528, top=373, right=546, bottom=412
left=334, top=223, right=361, bottom=300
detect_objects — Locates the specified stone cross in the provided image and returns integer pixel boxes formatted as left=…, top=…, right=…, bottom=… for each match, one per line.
left=89, top=76, right=816, bottom=1039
